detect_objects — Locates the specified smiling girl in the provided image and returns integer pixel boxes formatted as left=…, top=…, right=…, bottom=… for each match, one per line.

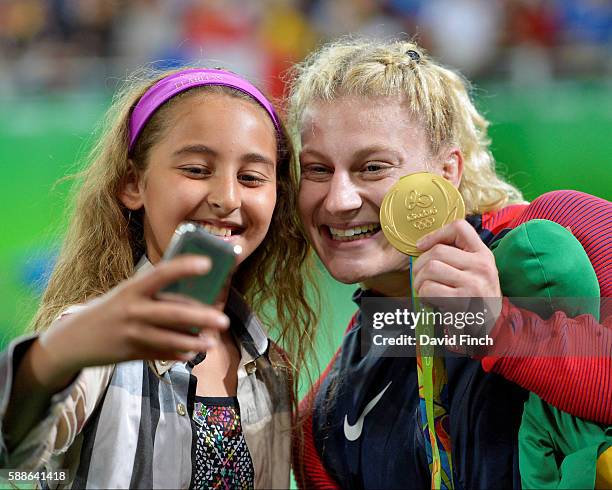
left=0, top=68, right=316, bottom=489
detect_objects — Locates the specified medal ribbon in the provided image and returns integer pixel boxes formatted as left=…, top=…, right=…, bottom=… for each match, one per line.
left=410, top=256, right=454, bottom=490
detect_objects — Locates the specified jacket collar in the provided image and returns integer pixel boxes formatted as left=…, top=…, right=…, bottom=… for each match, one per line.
left=352, top=287, right=387, bottom=305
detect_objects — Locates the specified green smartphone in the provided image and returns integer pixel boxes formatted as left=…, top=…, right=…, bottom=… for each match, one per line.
left=159, top=222, right=240, bottom=305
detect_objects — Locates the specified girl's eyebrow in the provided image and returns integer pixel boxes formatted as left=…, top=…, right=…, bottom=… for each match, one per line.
left=241, top=153, right=275, bottom=167
left=173, top=144, right=218, bottom=157
left=173, top=144, right=274, bottom=167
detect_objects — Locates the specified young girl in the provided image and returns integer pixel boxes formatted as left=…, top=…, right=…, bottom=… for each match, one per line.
left=0, top=67, right=316, bottom=489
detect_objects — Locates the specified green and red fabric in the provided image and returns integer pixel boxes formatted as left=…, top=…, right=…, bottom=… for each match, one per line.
left=479, top=191, right=611, bottom=426
left=492, top=218, right=612, bottom=489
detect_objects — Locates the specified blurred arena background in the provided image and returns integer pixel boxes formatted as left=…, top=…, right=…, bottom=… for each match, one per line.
left=1, top=0, right=611, bottom=371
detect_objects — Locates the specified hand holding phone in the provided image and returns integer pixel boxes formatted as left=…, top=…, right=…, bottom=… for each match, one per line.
left=159, top=222, right=241, bottom=305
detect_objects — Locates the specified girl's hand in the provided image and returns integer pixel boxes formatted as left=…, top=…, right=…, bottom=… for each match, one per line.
left=35, top=255, right=230, bottom=387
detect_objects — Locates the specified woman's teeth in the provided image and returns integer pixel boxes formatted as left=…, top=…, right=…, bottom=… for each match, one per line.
left=329, top=223, right=380, bottom=241
left=203, top=224, right=234, bottom=237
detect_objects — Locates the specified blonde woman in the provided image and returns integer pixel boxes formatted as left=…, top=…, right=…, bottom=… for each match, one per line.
left=0, top=68, right=317, bottom=489
left=287, top=38, right=611, bottom=488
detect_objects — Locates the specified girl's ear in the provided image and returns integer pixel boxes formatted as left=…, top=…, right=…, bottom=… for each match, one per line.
left=119, top=160, right=144, bottom=210
left=440, top=147, right=463, bottom=187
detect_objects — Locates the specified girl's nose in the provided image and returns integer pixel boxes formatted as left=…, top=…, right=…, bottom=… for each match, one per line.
left=207, top=175, right=240, bottom=214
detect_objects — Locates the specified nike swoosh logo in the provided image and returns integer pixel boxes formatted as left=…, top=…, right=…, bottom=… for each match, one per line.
left=344, top=381, right=392, bottom=441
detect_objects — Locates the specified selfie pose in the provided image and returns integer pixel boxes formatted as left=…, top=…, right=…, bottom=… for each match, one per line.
left=0, top=68, right=316, bottom=489
left=287, top=39, right=611, bottom=488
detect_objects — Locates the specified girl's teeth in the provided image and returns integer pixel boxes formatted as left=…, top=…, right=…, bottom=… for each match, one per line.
left=203, top=224, right=232, bottom=237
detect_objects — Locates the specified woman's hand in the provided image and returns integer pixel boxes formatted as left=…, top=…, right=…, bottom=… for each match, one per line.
left=413, top=220, right=501, bottom=297
left=412, top=220, right=502, bottom=334
left=35, top=255, right=230, bottom=388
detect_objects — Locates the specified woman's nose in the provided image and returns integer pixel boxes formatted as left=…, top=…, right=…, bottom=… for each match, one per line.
left=323, top=172, right=363, bottom=215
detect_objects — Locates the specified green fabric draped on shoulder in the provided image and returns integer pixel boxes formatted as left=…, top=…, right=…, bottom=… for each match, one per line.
left=492, top=219, right=611, bottom=489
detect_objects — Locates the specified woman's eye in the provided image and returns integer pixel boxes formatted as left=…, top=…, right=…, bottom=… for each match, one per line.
left=364, top=163, right=386, bottom=172
left=302, top=164, right=331, bottom=176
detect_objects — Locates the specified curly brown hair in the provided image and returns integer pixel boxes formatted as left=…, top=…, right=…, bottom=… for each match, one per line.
left=30, top=66, right=320, bottom=415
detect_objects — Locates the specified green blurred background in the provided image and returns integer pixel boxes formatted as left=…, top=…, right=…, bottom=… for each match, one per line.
left=1, top=82, right=610, bottom=360
left=1, top=0, right=611, bottom=369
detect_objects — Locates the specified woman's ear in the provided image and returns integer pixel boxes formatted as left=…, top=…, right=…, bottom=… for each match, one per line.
left=119, top=160, right=144, bottom=210
left=440, top=147, right=463, bottom=187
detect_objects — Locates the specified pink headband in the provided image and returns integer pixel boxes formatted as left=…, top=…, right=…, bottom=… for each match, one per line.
left=128, top=68, right=281, bottom=154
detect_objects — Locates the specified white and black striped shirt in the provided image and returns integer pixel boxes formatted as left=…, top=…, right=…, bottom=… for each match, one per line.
left=0, top=288, right=292, bottom=489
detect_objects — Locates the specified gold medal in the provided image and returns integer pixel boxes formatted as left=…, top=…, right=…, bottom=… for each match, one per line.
left=379, top=172, right=465, bottom=256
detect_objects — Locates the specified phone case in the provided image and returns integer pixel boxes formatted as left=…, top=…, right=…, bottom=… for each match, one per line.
left=160, top=222, right=238, bottom=305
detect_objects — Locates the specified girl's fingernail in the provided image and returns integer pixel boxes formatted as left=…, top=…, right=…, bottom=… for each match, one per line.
left=201, top=337, right=217, bottom=350
left=194, top=257, right=211, bottom=273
